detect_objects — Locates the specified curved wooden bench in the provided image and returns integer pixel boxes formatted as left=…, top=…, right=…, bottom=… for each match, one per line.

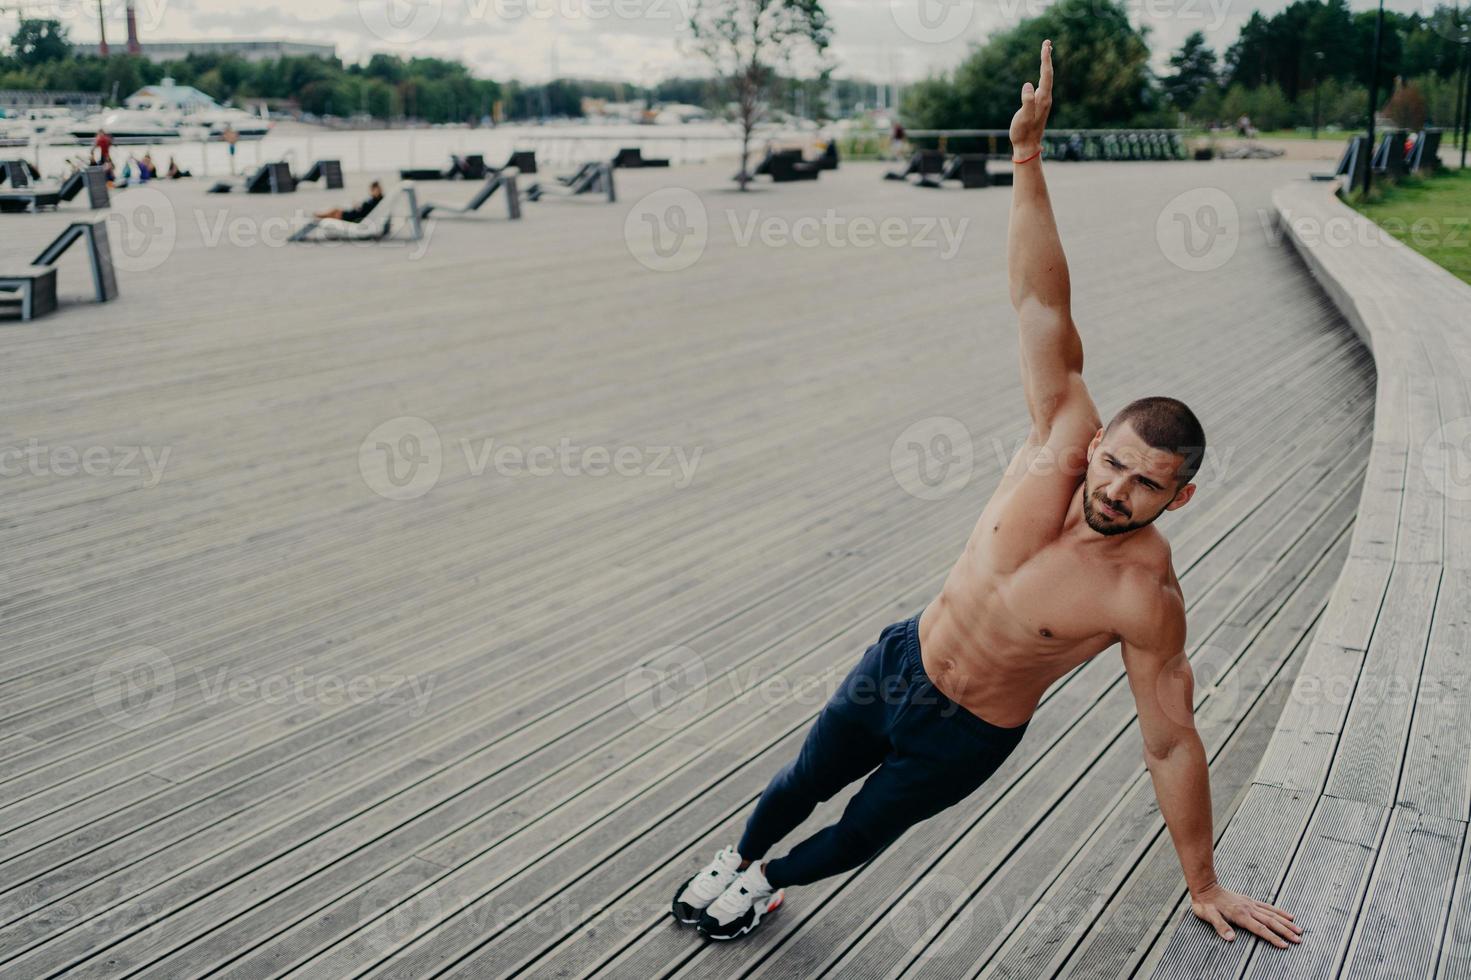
left=1150, top=178, right=1471, bottom=978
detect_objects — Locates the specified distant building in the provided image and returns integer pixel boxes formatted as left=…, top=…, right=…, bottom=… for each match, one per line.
left=74, top=39, right=337, bottom=63
left=124, top=78, right=220, bottom=111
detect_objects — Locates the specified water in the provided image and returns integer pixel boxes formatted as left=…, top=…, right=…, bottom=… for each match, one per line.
left=26, top=121, right=788, bottom=179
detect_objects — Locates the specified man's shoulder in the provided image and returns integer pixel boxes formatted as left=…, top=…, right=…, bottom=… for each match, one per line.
left=1115, top=535, right=1184, bottom=650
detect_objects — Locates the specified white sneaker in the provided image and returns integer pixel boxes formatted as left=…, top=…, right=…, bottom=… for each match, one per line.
left=697, top=861, right=785, bottom=940
left=671, top=845, right=744, bottom=924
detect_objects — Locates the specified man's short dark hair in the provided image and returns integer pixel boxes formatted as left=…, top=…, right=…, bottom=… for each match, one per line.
left=1104, top=396, right=1205, bottom=487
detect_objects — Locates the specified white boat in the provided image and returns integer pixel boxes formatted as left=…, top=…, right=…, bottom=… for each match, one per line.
left=69, top=77, right=272, bottom=144
left=0, top=117, right=30, bottom=148
left=69, top=108, right=183, bottom=143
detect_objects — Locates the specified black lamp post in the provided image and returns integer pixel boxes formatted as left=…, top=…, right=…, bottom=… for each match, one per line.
left=1457, top=34, right=1467, bottom=150
left=1363, top=0, right=1384, bottom=196
left=1312, top=51, right=1325, bottom=140
left=1461, top=28, right=1471, bottom=169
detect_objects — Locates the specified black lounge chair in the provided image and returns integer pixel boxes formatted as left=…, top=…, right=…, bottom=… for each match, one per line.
left=0, top=158, right=41, bottom=187
left=814, top=138, right=839, bottom=171
left=399, top=166, right=449, bottom=181
left=1369, top=130, right=1408, bottom=179
left=417, top=172, right=522, bottom=220
left=526, top=162, right=615, bottom=203
left=0, top=218, right=119, bottom=319
left=742, top=147, right=818, bottom=183
left=209, top=161, right=296, bottom=194
left=1407, top=129, right=1442, bottom=174
left=611, top=147, right=670, bottom=168
left=914, top=153, right=996, bottom=189
left=1311, top=135, right=1370, bottom=184
left=884, top=150, right=946, bottom=182
left=299, top=159, right=345, bottom=189
left=0, top=163, right=105, bottom=213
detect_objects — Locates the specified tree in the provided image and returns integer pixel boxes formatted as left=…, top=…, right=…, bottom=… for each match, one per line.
left=11, top=19, right=71, bottom=66
left=1163, top=32, right=1218, bottom=111
left=903, top=0, right=1153, bottom=130
left=687, top=0, right=832, bottom=190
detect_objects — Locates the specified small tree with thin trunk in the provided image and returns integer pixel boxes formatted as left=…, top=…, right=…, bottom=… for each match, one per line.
left=688, top=0, right=831, bottom=191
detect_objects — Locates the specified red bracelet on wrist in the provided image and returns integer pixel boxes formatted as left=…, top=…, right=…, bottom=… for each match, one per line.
left=1012, top=148, right=1043, bottom=165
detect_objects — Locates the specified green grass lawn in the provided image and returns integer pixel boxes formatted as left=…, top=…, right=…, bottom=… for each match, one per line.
left=1348, top=168, right=1471, bottom=286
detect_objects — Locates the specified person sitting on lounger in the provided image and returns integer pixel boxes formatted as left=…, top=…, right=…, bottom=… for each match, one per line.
left=167, top=157, right=192, bottom=179
left=314, top=181, right=384, bottom=222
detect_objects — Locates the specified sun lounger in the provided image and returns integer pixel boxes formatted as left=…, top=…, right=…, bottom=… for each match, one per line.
left=0, top=218, right=119, bottom=317
left=209, top=161, right=296, bottom=194
left=0, top=265, right=58, bottom=320
left=291, top=186, right=424, bottom=243
left=1406, top=128, right=1442, bottom=174
left=1311, top=135, right=1370, bottom=184
left=611, top=147, right=670, bottom=168
left=884, top=150, right=946, bottom=182
left=526, top=162, right=615, bottom=203
left=1369, top=129, right=1408, bottom=179
left=417, top=172, right=522, bottom=220
left=299, top=159, right=345, bottom=189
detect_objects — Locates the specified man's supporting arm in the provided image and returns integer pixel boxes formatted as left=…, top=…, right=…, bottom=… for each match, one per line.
left=1121, top=582, right=1301, bottom=948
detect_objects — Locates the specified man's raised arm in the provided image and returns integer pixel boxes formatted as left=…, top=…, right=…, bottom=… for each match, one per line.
left=1006, top=40, right=1095, bottom=443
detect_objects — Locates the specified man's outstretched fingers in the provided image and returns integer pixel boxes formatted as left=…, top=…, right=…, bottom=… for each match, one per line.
left=1204, top=907, right=1234, bottom=940
left=1242, top=911, right=1290, bottom=948
left=1256, top=905, right=1302, bottom=939
left=1040, top=39, right=1053, bottom=95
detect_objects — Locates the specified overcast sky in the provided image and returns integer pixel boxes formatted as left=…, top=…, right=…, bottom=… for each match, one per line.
left=21, top=0, right=1449, bottom=84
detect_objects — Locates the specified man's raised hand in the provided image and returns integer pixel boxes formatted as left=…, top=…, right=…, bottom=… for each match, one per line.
left=1009, top=39, right=1054, bottom=157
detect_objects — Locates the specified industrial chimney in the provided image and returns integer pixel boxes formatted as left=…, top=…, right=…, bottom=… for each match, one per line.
left=125, top=0, right=141, bottom=55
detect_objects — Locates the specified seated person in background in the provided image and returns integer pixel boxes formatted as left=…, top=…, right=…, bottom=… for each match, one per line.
left=167, top=157, right=192, bottom=179
left=314, top=181, right=384, bottom=222
left=138, top=153, right=156, bottom=182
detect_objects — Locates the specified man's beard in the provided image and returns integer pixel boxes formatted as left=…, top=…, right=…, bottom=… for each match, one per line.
left=1082, top=485, right=1158, bottom=536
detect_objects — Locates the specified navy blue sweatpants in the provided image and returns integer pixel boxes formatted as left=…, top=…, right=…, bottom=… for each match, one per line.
left=738, top=613, right=1029, bottom=888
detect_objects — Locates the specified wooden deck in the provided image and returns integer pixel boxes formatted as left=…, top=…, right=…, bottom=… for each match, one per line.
left=0, top=158, right=1375, bottom=977
left=1146, top=179, right=1471, bottom=980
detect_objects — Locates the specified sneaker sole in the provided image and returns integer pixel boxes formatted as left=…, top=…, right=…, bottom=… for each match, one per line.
left=671, top=872, right=717, bottom=925
left=698, top=889, right=784, bottom=941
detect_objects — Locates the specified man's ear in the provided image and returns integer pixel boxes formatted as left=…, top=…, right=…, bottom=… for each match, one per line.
left=1166, top=483, right=1196, bottom=511
left=1086, top=428, right=1104, bottom=462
